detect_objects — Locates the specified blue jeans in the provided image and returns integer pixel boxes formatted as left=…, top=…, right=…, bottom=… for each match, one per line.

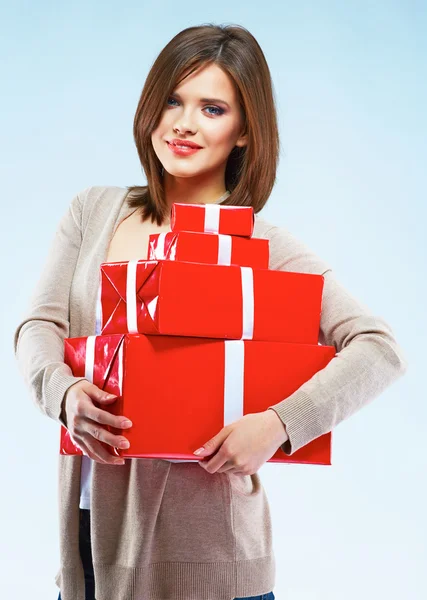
left=58, top=509, right=94, bottom=600
left=58, top=509, right=275, bottom=600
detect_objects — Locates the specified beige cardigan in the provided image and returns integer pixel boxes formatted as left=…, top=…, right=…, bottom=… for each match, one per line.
left=14, top=186, right=407, bottom=600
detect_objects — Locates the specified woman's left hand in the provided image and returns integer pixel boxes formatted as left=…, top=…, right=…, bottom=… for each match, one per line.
left=195, top=409, right=289, bottom=476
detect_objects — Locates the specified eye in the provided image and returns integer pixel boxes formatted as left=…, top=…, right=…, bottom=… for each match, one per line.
left=166, top=96, right=224, bottom=116
left=203, top=106, right=225, bottom=116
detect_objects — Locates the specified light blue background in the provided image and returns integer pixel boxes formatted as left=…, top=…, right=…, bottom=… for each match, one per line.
left=1, top=2, right=425, bottom=599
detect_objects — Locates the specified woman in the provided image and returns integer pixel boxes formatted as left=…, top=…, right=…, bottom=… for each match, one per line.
left=14, top=23, right=407, bottom=600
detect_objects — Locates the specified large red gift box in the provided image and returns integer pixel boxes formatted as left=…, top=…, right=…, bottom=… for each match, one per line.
left=148, top=231, right=270, bottom=269
left=99, top=259, right=324, bottom=344
left=60, top=334, right=336, bottom=465
left=171, top=203, right=254, bottom=237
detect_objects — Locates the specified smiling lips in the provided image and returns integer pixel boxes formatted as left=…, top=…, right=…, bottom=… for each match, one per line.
left=166, top=139, right=203, bottom=156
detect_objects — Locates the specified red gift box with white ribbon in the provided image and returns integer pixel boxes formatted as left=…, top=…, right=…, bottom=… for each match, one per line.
left=99, top=260, right=324, bottom=343
left=171, top=203, right=254, bottom=237
left=148, top=231, right=270, bottom=269
left=60, top=334, right=336, bottom=465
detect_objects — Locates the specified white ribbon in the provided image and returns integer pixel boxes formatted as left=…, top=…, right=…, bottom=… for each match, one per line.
left=152, top=233, right=173, bottom=260
left=157, top=232, right=177, bottom=260
left=79, top=300, right=101, bottom=463
left=240, top=267, right=254, bottom=340
left=168, top=339, right=245, bottom=463
left=217, top=234, right=232, bottom=265
left=224, top=340, right=245, bottom=425
left=85, top=335, right=124, bottom=393
left=153, top=233, right=166, bottom=259
left=95, top=277, right=103, bottom=335
left=204, top=204, right=221, bottom=233
left=118, top=338, right=124, bottom=395
left=126, top=259, right=139, bottom=334
left=85, top=336, right=96, bottom=384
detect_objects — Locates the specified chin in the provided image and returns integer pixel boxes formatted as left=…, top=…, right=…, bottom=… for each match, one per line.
left=164, top=164, right=208, bottom=179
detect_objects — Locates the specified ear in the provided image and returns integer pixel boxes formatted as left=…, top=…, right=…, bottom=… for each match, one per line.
left=234, top=114, right=248, bottom=148
left=235, top=132, right=248, bottom=148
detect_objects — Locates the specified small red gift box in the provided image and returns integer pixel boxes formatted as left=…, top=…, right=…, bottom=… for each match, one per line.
left=148, top=231, right=270, bottom=269
left=99, top=260, right=324, bottom=344
left=60, top=334, right=336, bottom=465
left=171, top=203, right=254, bottom=237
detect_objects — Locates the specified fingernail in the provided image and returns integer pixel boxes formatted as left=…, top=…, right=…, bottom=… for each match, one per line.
left=121, top=420, right=133, bottom=428
left=105, top=394, right=117, bottom=399
left=193, top=447, right=204, bottom=455
left=119, top=440, right=130, bottom=449
left=114, top=459, right=125, bottom=465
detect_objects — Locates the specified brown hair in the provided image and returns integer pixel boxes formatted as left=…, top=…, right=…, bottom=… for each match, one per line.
left=126, top=23, right=280, bottom=225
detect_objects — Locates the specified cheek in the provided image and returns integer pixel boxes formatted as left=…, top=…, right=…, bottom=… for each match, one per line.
left=205, top=123, right=241, bottom=150
left=151, top=119, right=169, bottom=153
left=160, top=110, right=177, bottom=129
left=151, top=113, right=170, bottom=140
left=150, top=133, right=161, bottom=157
left=151, top=125, right=164, bottom=143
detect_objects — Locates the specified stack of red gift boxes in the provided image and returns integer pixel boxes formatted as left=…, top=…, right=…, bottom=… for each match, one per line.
left=60, top=203, right=336, bottom=465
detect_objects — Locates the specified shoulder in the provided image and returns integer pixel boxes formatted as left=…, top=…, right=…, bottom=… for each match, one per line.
left=254, top=214, right=332, bottom=275
left=78, top=185, right=129, bottom=211
left=75, top=185, right=129, bottom=228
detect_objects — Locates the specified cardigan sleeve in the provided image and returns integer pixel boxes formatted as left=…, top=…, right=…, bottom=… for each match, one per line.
left=13, top=188, right=91, bottom=428
left=264, top=225, right=408, bottom=455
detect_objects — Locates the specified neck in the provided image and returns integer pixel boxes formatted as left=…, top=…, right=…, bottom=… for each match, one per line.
left=163, top=172, right=229, bottom=206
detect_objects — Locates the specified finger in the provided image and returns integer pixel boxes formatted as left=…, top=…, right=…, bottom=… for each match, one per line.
left=87, top=440, right=125, bottom=465
left=199, top=450, right=230, bottom=474
left=82, top=392, right=133, bottom=431
left=73, top=437, right=125, bottom=465
left=82, top=417, right=130, bottom=450
left=198, top=461, right=245, bottom=476
left=216, top=463, right=241, bottom=474
left=85, top=383, right=119, bottom=405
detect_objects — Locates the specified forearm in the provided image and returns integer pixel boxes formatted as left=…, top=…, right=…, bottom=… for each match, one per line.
left=268, top=331, right=407, bottom=454
left=14, top=188, right=89, bottom=427
left=267, top=268, right=408, bottom=455
left=14, top=320, right=86, bottom=426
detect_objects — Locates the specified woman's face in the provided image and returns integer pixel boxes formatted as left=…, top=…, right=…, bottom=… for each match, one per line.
left=151, top=63, right=247, bottom=182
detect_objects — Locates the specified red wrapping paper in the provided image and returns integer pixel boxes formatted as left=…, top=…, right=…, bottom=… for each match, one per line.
left=148, top=231, right=270, bottom=269
left=171, top=203, right=254, bottom=237
left=100, top=259, right=324, bottom=344
left=60, top=334, right=336, bottom=465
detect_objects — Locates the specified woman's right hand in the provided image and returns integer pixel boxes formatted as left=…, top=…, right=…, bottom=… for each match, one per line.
left=62, top=380, right=132, bottom=465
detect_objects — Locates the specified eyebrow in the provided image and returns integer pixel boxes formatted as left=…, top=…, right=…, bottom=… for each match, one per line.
left=170, top=92, right=230, bottom=109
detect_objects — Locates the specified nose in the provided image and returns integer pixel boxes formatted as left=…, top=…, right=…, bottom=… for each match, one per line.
left=173, top=108, right=197, bottom=135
